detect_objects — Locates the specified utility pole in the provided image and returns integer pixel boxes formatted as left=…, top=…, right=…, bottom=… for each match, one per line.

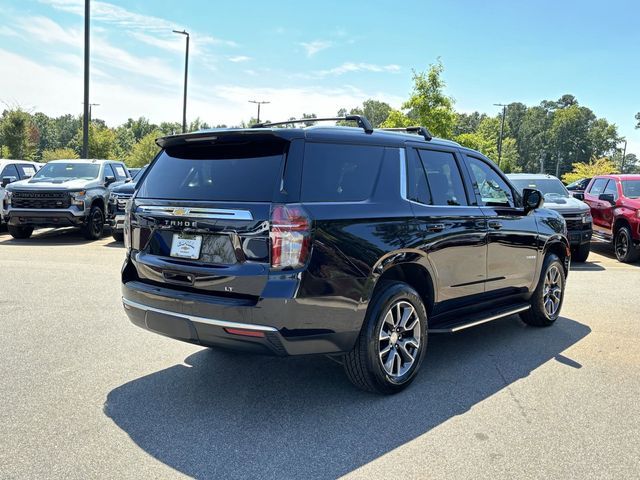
left=82, top=0, right=90, bottom=159
left=173, top=30, right=190, bottom=133
left=620, top=138, right=628, bottom=173
left=494, top=103, right=508, bottom=166
left=249, top=100, right=270, bottom=124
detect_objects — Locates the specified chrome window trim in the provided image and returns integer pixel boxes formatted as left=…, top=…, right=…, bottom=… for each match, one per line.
left=137, top=205, right=253, bottom=221
left=122, top=298, right=277, bottom=332
left=399, top=147, right=483, bottom=210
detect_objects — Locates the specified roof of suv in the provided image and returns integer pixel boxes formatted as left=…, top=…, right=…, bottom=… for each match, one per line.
left=592, top=174, right=640, bottom=180
left=507, top=173, right=562, bottom=181
left=157, top=125, right=461, bottom=149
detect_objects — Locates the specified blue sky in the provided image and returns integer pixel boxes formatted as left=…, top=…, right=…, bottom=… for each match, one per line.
left=1, top=0, right=638, bottom=154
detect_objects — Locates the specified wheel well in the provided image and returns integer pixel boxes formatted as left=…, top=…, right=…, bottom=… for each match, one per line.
left=90, top=197, right=105, bottom=211
left=545, top=241, right=570, bottom=275
left=613, top=217, right=630, bottom=235
left=373, top=263, right=434, bottom=315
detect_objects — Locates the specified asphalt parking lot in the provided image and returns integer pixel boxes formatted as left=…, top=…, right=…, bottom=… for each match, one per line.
left=0, top=227, right=639, bottom=480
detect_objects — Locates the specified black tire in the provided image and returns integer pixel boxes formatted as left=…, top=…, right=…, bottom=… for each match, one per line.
left=8, top=224, right=34, bottom=239
left=571, top=242, right=590, bottom=263
left=344, top=281, right=428, bottom=394
left=112, top=230, right=124, bottom=242
left=520, top=253, right=565, bottom=327
left=82, top=205, right=105, bottom=240
left=614, top=226, right=640, bottom=263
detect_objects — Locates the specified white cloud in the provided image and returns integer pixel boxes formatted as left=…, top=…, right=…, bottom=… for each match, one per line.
left=16, top=15, right=82, bottom=47
left=0, top=25, right=19, bottom=37
left=0, top=47, right=403, bottom=129
left=299, top=40, right=332, bottom=57
left=228, top=55, right=251, bottom=63
left=303, top=62, right=401, bottom=79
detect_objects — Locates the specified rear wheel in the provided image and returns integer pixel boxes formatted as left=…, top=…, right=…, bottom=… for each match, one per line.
left=520, top=253, right=565, bottom=327
left=614, top=226, right=640, bottom=263
left=8, top=224, right=33, bottom=239
left=82, top=205, right=105, bottom=240
left=112, top=230, right=124, bottom=242
left=571, top=242, right=590, bottom=263
left=344, top=281, right=427, bottom=394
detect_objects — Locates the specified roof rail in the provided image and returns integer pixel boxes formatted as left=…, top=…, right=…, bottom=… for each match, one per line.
left=252, top=115, right=374, bottom=134
left=379, top=126, right=433, bottom=141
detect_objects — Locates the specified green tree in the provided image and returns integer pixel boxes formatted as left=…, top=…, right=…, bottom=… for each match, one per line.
left=380, top=109, right=412, bottom=128
left=402, top=60, right=456, bottom=138
left=0, top=108, right=36, bottom=159
left=122, top=117, right=158, bottom=141
left=635, top=112, right=639, bottom=129
left=70, top=123, right=118, bottom=159
left=561, top=157, right=618, bottom=184
left=54, top=114, right=82, bottom=148
left=158, top=121, right=182, bottom=136
left=32, top=112, right=60, bottom=159
left=454, top=111, right=486, bottom=136
left=125, top=131, right=161, bottom=167
left=41, top=147, right=79, bottom=162
left=338, top=99, right=392, bottom=128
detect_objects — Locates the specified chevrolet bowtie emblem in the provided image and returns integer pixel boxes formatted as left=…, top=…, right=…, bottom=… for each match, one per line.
left=172, top=208, right=189, bottom=216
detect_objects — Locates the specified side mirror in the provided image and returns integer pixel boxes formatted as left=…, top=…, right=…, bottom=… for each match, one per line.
left=523, top=188, right=543, bottom=213
left=105, top=175, right=116, bottom=186
left=1, top=176, right=17, bottom=188
left=571, top=192, right=584, bottom=201
left=598, top=193, right=615, bottom=205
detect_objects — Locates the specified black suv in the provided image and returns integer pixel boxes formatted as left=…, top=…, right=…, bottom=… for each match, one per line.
left=121, top=116, right=570, bottom=394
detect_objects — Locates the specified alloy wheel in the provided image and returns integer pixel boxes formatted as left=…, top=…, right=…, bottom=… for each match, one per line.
left=542, top=265, right=562, bottom=317
left=615, top=230, right=629, bottom=260
left=378, top=300, right=421, bottom=378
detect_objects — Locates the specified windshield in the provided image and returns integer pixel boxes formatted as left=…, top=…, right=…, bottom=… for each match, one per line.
left=509, top=178, right=570, bottom=198
left=621, top=180, right=640, bottom=199
left=32, top=162, right=100, bottom=181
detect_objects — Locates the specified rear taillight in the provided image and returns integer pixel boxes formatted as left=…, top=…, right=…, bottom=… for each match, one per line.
left=270, top=204, right=311, bottom=270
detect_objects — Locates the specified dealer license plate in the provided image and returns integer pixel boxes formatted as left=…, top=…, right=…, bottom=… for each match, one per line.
left=170, top=233, right=202, bottom=259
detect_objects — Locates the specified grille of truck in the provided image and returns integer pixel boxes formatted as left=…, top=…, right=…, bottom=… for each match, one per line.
left=11, top=191, right=71, bottom=209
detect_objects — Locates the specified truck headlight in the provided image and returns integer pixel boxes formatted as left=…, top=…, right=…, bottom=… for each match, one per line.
left=636, top=209, right=640, bottom=219
left=70, top=190, right=86, bottom=208
left=581, top=212, right=592, bottom=224
left=3, top=190, right=12, bottom=208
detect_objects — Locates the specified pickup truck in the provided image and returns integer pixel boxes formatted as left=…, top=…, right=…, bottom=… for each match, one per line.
left=583, top=174, right=640, bottom=263
left=2, top=159, right=130, bottom=240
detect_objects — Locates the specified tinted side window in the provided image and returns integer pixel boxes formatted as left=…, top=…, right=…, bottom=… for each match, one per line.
left=603, top=179, right=618, bottom=200
left=104, top=164, right=116, bottom=180
left=466, top=156, right=513, bottom=207
left=406, top=151, right=431, bottom=204
left=588, top=178, right=608, bottom=195
left=301, top=143, right=383, bottom=202
left=1, top=164, right=20, bottom=179
left=417, top=149, right=467, bottom=206
left=17, top=164, right=37, bottom=179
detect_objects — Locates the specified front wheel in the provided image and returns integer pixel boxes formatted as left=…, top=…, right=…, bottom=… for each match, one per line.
left=571, top=242, right=590, bottom=263
left=614, top=226, right=640, bottom=263
left=8, top=224, right=34, bottom=239
left=112, top=230, right=124, bottom=242
left=81, top=205, right=105, bottom=240
left=344, top=281, right=427, bottom=394
left=520, top=253, right=565, bottom=327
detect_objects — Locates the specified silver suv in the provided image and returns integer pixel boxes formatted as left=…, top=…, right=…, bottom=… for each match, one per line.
left=2, top=159, right=130, bottom=240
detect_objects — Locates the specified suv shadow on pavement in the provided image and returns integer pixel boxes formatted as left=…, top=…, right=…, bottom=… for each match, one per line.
left=104, top=315, right=590, bottom=480
left=0, top=226, right=123, bottom=247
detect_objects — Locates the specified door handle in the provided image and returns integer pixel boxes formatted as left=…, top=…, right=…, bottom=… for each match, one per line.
left=426, top=223, right=445, bottom=232
left=488, top=220, right=503, bottom=230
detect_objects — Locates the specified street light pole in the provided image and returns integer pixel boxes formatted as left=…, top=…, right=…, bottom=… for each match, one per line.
left=173, top=29, right=190, bottom=133
left=82, top=0, right=90, bottom=159
left=248, top=100, right=270, bottom=124
left=621, top=139, right=628, bottom=173
left=494, top=103, right=508, bottom=166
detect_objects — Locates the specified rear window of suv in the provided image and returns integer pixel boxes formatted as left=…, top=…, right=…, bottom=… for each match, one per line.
left=136, top=139, right=286, bottom=202
left=301, top=143, right=384, bottom=202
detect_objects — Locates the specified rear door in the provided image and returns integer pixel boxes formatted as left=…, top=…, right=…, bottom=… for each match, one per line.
left=462, top=153, right=539, bottom=293
left=407, top=145, right=488, bottom=303
left=130, top=133, right=300, bottom=298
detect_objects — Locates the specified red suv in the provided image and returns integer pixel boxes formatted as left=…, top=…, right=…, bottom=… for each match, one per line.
left=583, top=174, right=640, bottom=263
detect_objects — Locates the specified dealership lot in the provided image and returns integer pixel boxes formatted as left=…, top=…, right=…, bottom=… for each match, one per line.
left=0, top=228, right=639, bottom=479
